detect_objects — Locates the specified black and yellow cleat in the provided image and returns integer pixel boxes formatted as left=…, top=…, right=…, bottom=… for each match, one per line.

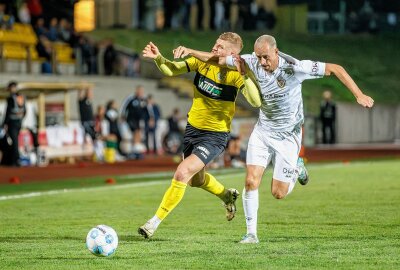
left=138, top=221, right=156, bottom=239
left=224, top=188, right=239, bottom=221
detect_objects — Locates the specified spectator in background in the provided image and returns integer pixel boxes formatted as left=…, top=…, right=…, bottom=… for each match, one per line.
left=168, top=108, right=182, bottom=134
left=196, top=0, right=204, bottom=30
left=162, top=107, right=184, bottom=156
left=103, top=39, right=117, bottom=75
left=78, top=87, right=98, bottom=147
left=79, top=36, right=98, bottom=75
left=58, top=18, right=72, bottom=44
left=94, top=105, right=105, bottom=137
left=0, top=3, right=15, bottom=30
left=163, top=0, right=173, bottom=29
left=34, top=17, right=46, bottom=36
left=27, top=0, right=42, bottom=24
left=1, top=81, right=26, bottom=167
left=121, top=85, right=147, bottom=155
left=18, top=1, right=31, bottom=24
left=144, top=94, right=161, bottom=154
left=105, top=100, right=122, bottom=150
left=225, top=134, right=244, bottom=168
left=93, top=105, right=106, bottom=161
left=182, top=0, right=195, bottom=30
left=47, top=17, right=58, bottom=41
left=36, top=35, right=53, bottom=73
left=320, top=90, right=336, bottom=144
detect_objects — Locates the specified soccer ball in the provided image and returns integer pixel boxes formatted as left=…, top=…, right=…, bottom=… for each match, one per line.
left=86, top=225, right=118, bottom=257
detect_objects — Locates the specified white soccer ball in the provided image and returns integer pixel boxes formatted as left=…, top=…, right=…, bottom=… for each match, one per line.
left=86, top=225, right=118, bottom=257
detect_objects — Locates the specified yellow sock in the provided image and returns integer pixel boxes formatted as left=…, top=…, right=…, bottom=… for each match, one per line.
left=200, top=173, right=225, bottom=198
left=155, top=179, right=187, bottom=220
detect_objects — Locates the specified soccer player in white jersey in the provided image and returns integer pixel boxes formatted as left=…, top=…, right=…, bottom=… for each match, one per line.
left=173, top=34, right=374, bottom=244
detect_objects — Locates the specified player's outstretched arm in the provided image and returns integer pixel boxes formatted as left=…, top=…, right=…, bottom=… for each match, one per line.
left=142, top=42, right=189, bottom=76
left=173, top=46, right=226, bottom=66
left=325, top=63, right=374, bottom=108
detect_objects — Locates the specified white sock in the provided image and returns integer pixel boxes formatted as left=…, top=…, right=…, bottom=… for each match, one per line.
left=149, top=215, right=162, bottom=229
left=242, top=188, right=259, bottom=236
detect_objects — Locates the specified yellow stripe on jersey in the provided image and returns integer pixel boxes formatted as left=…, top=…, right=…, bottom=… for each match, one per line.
left=185, top=57, right=244, bottom=132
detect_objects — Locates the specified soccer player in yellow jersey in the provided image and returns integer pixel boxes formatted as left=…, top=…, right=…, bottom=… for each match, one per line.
left=138, top=32, right=262, bottom=239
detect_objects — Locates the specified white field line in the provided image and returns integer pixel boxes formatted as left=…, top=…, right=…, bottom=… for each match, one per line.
left=0, top=173, right=244, bottom=202
left=0, top=161, right=377, bottom=202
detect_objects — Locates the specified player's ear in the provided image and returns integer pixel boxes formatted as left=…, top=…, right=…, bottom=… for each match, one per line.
left=275, top=48, right=279, bottom=55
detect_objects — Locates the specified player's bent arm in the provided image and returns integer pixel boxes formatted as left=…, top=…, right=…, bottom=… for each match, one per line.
left=325, top=63, right=374, bottom=107
left=241, top=75, right=261, bottom=108
left=240, top=61, right=262, bottom=107
left=186, top=49, right=227, bottom=66
left=154, top=55, right=189, bottom=76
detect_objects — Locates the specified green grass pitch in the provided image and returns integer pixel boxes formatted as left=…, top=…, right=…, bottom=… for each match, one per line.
left=0, top=160, right=399, bottom=269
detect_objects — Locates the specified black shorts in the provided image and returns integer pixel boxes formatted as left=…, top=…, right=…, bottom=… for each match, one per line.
left=127, top=119, right=140, bottom=132
left=183, top=123, right=229, bottom=165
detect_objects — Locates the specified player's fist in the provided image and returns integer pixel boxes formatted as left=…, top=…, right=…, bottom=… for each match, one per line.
left=142, top=42, right=160, bottom=59
left=233, top=54, right=246, bottom=75
left=357, top=94, right=374, bottom=108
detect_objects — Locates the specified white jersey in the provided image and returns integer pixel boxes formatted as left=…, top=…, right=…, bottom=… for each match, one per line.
left=227, top=52, right=325, bottom=132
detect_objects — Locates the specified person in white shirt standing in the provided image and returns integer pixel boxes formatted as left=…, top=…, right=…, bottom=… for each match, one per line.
left=173, top=34, right=374, bottom=244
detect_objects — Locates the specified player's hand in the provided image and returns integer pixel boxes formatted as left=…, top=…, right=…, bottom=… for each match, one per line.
left=357, top=94, right=374, bottom=108
left=173, top=46, right=191, bottom=59
left=233, top=54, right=246, bottom=75
left=142, top=42, right=160, bottom=59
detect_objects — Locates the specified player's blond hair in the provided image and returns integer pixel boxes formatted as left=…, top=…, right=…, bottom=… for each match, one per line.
left=255, top=35, right=277, bottom=49
left=219, top=32, right=243, bottom=53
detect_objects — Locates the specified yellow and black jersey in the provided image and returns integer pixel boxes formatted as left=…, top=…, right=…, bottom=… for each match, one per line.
left=184, top=57, right=244, bottom=132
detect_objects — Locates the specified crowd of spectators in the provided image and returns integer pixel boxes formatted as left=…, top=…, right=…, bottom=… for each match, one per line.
left=77, top=85, right=164, bottom=163
left=138, top=0, right=276, bottom=32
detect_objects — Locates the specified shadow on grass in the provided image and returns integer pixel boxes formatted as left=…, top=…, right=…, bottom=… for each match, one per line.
left=119, top=234, right=169, bottom=242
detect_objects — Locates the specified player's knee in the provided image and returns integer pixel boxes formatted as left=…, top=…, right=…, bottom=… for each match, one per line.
left=245, top=177, right=259, bottom=190
left=174, top=167, right=191, bottom=182
left=271, top=188, right=287, bottom=199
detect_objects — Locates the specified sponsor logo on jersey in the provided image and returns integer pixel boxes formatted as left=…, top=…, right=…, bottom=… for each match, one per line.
left=311, top=61, right=319, bottom=76
left=198, top=76, right=223, bottom=97
left=262, top=93, right=289, bottom=99
left=277, top=75, right=286, bottom=88
left=194, top=73, right=238, bottom=102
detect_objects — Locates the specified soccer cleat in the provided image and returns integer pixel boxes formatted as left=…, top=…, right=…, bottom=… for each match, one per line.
left=224, top=188, right=239, bottom=221
left=239, top=233, right=259, bottom=244
left=138, top=221, right=156, bottom=239
left=297, top=157, right=309, bottom=185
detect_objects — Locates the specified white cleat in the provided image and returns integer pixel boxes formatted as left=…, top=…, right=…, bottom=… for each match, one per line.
left=138, top=221, right=156, bottom=239
left=297, top=157, right=309, bottom=185
left=224, top=188, right=239, bottom=221
left=239, top=233, right=259, bottom=244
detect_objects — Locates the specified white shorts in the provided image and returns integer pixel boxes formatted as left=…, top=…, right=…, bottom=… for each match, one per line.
left=246, top=125, right=302, bottom=183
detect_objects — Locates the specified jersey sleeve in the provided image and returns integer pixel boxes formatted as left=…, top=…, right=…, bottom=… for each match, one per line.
left=184, top=56, right=201, bottom=72
left=294, top=60, right=326, bottom=82
left=226, top=54, right=253, bottom=71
